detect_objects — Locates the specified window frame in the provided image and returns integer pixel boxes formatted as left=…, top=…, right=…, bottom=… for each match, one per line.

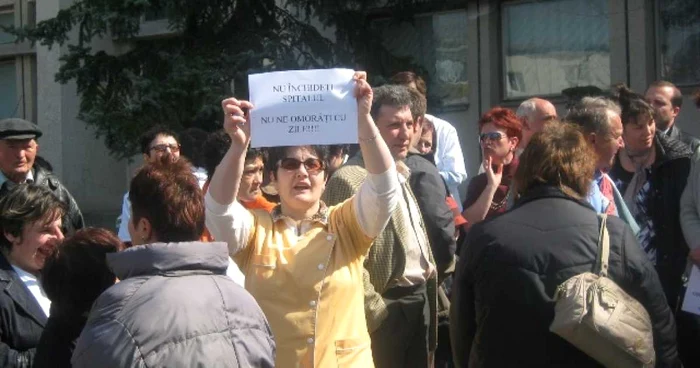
left=499, top=0, right=613, bottom=101
left=654, top=0, right=700, bottom=88
left=367, top=2, right=470, bottom=112
left=0, top=0, right=35, bottom=121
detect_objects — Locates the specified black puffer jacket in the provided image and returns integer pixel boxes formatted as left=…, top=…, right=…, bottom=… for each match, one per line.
left=450, top=185, right=680, bottom=368
left=32, top=166, right=84, bottom=234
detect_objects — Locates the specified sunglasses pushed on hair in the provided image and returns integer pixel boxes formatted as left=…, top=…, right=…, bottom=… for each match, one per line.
left=479, top=132, right=504, bottom=143
left=278, top=158, right=324, bottom=173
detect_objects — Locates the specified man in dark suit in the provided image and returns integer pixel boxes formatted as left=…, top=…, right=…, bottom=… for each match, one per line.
left=0, top=185, right=66, bottom=367
left=645, top=80, right=700, bottom=152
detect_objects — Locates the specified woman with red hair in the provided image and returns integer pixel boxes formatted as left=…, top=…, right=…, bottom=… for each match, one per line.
left=462, top=107, right=523, bottom=224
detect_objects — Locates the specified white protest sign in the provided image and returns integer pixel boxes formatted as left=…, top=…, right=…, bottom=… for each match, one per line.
left=248, top=68, right=358, bottom=148
left=682, top=265, right=700, bottom=316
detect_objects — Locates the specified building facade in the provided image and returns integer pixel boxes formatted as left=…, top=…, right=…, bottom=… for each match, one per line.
left=1, top=0, right=699, bottom=224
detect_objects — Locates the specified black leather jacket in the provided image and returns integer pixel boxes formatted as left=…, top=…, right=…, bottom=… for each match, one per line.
left=32, top=166, right=84, bottom=235
left=667, top=124, right=700, bottom=153
left=0, top=166, right=85, bottom=235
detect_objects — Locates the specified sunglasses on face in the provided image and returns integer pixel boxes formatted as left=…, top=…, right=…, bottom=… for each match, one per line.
left=479, top=132, right=504, bottom=143
left=150, top=143, right=181, bottom=153
left=278, top=157, right=325, bottom=173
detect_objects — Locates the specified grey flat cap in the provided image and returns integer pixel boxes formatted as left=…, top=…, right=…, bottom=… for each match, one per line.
left=0, top=118, right=43, bottom=140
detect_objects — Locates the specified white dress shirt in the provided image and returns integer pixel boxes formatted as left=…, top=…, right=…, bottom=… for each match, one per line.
left=425, top=114, right=468, bottom=210
left=11, top=265, right=51, bottom=317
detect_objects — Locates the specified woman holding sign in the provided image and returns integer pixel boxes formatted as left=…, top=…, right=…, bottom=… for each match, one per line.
left=205, top=71, right=398, bottom=368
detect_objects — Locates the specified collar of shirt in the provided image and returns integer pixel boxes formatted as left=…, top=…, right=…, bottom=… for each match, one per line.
left=0, top=169, right=33, bottom=187
left=587, top=171, right=608, bottom=213
left=10, top=263, right=51, bottom=317
left=396, top=160, right=411, bottom=184
left=271, top=201, right=330, bottom=225
left=594, top=169, right=604, bottom=184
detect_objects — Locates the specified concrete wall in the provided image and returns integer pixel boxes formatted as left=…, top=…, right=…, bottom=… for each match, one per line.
left=36, top=0, right=126, bottom=229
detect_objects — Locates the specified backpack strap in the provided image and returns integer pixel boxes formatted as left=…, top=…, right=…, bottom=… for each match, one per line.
left=596, top=214, right=610, bottom=277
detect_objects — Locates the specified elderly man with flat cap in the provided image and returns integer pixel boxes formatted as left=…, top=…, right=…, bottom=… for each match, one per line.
left=0, top=118, right=84, bottom=234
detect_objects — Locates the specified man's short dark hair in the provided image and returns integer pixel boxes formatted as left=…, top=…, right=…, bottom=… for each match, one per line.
left=648, top=80, right=683, bottom=108
left=407, top=88, right=427, bottom=122
left=0, top=185, right=66, bottom=252
left=129, top=157, right=204, bottom=242
left=370, top=85, right=413, bottom=122
left=390, top=71, right=428, bottom=97
left=139, top=125, right=180, bottom=155
left=203, top=130, right=266, bottom=179
left=178, top=127, right=208, bottom=168
left=41, top=227, right=123, bottom=313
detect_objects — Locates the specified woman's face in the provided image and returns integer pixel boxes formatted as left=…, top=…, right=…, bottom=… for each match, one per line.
left=4, top=215, right=64, bottom=275
left=272, top=146, right=326, bottom=214
left=622, top=114, right=655, bottom=154
left=479, top=122, right=518, bottom=164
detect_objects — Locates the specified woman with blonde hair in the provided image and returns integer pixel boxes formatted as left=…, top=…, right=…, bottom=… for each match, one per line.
left=450, top=122, right=678, bottom=367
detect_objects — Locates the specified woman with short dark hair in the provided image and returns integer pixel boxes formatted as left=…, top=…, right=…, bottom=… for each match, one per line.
left=206, top=72, right=399, bottom=367
left=34, top=228, right=123, bottom=368
left=0, top=185, right=65, bottom=368
left=71, top=158, right=275, bottom=368
left=450, top=123, right=679, bottom=367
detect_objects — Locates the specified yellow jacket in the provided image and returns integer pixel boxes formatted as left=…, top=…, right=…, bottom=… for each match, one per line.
left=236, top=199, right=375, bottom=368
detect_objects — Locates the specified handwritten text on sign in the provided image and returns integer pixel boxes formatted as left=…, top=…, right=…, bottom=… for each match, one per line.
left=248, top=68, right=358, bottom=148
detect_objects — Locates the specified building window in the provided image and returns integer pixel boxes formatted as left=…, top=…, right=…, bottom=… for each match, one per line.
left=374, top=10, right=469, bottom=109
left=0, top=0, right=35, bottom=120
left=0, top=3, right=14, bottom=44
left=502, top=0, right=611, bottom=99
left=658, top=0, right=700, bottom=86
left=0, top=59, right=17, bottom=117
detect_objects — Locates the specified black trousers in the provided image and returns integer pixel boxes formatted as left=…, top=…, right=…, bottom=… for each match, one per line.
left=371, top=283, right=430, bottom=368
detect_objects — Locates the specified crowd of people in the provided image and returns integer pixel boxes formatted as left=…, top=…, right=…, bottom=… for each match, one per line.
left=0, top=69, right=699, bottom=368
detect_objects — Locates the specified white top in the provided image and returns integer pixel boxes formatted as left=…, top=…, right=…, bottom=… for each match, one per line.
left=425, top=114, right=468, bottom=210
left=205, top=163, right=399, bottom=255
left=11, top=265, right=51, bottom=317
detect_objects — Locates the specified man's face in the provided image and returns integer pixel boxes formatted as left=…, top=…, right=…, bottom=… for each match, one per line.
left=645, top=86, right=678, bottom=131
left=521, top=100, right=557, bottom=148
left=375, top=105, right=414, bottom=161
left=593, top=112, right=624, bottom=171
left=0, top=138, right=37, bottom=183
left=238, top=157, right=264, bottom=202
left=144, top=134, right=180, bottom=163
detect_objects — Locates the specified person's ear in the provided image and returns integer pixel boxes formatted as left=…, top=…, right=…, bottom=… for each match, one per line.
left=509, top=136, right=520, bottom=151
left=413, top=116, right=424, bottom=134
left=4, top=231, right=19, bottom=246
left=672, top=105, right=681, bottom=117
left=134, top=217, right=153, bottom=243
